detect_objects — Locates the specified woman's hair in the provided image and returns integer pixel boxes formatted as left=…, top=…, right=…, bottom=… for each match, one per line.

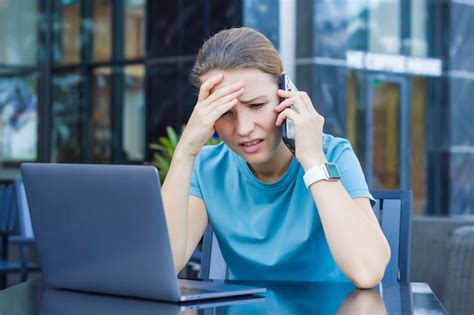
left=189, top=27, right=283, bottom=89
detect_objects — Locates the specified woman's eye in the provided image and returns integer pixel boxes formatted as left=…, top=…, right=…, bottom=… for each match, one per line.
left=250, top=103, right=265, bottom=109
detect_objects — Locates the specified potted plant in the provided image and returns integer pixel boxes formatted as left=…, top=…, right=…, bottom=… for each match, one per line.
left=149, top=126, right=221, bottom=183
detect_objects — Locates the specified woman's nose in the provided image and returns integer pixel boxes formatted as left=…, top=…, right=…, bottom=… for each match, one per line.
left=235, top=112, right=255, bottom=136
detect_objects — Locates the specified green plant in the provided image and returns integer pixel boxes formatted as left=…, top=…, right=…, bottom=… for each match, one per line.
left=149, top=125, right=221, bottom=183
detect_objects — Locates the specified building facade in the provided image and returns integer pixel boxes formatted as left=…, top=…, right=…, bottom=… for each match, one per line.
left=0, top=0, right=472, bottom=215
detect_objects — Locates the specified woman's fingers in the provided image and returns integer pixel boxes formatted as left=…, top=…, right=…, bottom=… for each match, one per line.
left=276, top=89, right=326, bottom=167
left=198, top=73, right=224, bottom=101
left=278, top=89, right=303, bottom=98
left=212, top=88, right=244, bottom=108
left=204, top=81, right=245, bottom=105
left=275, top=90, right=319, bottom=116
left=275, top=107, right=300, bottom=126
left=278, top=90, right=312, bottom=108
left=210, top=98, right=239, bottom=120
left=181, top=76, right=243, bottom=155
left=278, top=90, right=314, bottom=109
left=274, top=97, right=295, bottom=112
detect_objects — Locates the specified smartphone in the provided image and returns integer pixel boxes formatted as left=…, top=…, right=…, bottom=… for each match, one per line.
left=279, top=74, right=298, bottom=154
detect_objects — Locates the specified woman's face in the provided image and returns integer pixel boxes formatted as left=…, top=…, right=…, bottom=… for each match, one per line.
left=201, top=68, right=287, bottom=166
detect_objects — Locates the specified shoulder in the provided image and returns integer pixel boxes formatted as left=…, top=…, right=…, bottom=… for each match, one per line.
left=322, top=133, right=354, bottom=162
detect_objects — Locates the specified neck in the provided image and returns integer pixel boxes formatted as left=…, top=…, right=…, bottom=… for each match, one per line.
left=248, top=142, right=293, bottom=183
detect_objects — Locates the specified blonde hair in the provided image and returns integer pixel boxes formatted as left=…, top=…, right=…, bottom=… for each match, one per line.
left=189, top=27, right=283, bottom=88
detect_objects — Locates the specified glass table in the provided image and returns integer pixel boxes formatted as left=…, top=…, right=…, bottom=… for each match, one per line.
left=0, top=277, right=446, bottom=314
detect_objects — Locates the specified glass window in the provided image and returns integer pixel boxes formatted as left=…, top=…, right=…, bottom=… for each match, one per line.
left=346, top=1, right=370, bottom=52
left=92, top=67, right=112, bottom=163
left=346, top=71, right=368, bottom=170
left=243, top=0, right=279, bottom=49
left=368, top=0, right=401, bottom=54
left=54, top=1, right=81, bottom=65
left=296, top=0, right=313, bottom=58
left=0, top=74, right=38, bottom=162
left=51, top=72, right=82, bottom=162
left=92, top=0, right=146, bottom=62
left=0, top=0, right=39, bottom=66
left=371, top=79, right=400, bottom=189
left=411, top=77, right=427, bottom=214
left=313, top=0, right=355, bottom=59
left=93, top=0, right=112, bottom=62
left=125, top=0, right=145, bottom=59
left=92, top=65, right=144, bottom=162
left=410, top=0, right=428, bottom=57
left=123, top=65, right=144, bottom=160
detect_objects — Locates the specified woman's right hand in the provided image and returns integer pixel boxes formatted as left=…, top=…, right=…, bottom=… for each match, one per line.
left=178, top=73, right=244, bottom=157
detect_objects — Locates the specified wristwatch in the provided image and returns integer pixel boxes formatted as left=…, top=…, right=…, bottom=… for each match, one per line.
left=303, top=162, right=341, bottom=189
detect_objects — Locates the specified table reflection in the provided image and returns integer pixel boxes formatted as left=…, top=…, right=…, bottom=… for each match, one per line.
left=38, top=281, right=391, bottom=315
left=337, top=289, right=387, bottom=314
left=219, top=281, right=389, bottom=315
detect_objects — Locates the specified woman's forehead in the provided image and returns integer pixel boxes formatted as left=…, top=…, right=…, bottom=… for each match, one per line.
left=204, top=69, right=276, bottom=92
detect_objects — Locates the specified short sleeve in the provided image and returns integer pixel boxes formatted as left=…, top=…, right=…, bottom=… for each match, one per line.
left=334, top=145, right=376, bottom=207
left=189, top=155, right=203, bottom=199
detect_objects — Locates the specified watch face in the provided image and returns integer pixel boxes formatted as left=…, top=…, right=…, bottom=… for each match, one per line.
left=325, top=163, right=341, bottom=179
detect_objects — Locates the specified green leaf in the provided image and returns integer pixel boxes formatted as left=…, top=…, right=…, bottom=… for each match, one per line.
left=149, top=143, right=160, bottom=150
left=146, top=125, right=187, bottom=184
left=149, top=143, right=167, bottom=152
left=160, top=137, right=172, bottom=149
left=166, top=126, right=178, bottom=146
left=155, top=155, right=170, bottom=170
left=206, top=135, right=222, bottom=145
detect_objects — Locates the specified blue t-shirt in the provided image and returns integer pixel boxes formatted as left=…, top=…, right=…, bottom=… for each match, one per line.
left=190, top=133, right=374, bottom=281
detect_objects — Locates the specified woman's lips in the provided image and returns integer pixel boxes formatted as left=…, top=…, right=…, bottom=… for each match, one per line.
left=240, top=139, right=264, bottom=153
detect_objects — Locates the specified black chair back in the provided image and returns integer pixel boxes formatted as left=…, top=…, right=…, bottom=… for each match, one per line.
left=0, top=179, right=39, bottom=287
left=0, top=180, right=18, bottom=234
left=371, top=190, right=412, bottom=284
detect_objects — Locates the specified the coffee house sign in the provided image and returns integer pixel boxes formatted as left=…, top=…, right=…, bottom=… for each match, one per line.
left=346, top=50, right=442, bottom=77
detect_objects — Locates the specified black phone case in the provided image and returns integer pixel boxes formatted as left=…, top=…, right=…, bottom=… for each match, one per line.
left=279, top=74, right=296, bottom=154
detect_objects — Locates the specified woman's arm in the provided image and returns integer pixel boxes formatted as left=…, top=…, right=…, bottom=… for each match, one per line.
left=276, top=89, right=390, bottom=288
left=161, top=73, right=244, bottom=272
left=161, top=150, right=209, bottom=273
left=309, top=181, right=390, bottom=288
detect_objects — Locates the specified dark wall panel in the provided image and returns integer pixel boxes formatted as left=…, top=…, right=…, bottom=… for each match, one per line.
left=145, top=0, right=242, bottom=160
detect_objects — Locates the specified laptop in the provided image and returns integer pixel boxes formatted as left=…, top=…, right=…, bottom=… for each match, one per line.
left=21, top=163, right=266, bottom=302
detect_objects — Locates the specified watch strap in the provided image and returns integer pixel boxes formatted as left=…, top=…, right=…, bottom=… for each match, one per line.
left=303, top=164, right=328, bottom=189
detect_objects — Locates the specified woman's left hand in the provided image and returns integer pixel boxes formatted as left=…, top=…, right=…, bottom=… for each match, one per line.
left=275, top=89, right=327, bottom=171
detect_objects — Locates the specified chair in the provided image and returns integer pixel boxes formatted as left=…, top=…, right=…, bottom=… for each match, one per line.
left=443, top=226, right=474, bottom=315
left=411, top=216, right=474, bottom=314
left=200, top=190, right=412, bottom=285
left=371, top=190, right=412, bottom=284
left=0, top=179, right=38, bottom=288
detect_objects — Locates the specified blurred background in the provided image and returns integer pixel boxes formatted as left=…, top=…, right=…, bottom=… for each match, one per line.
left=0, top=0, right=473, bottom=312
left=1, top=0, right=473, bottom=216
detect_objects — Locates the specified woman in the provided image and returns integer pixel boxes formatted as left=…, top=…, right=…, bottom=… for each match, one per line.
left=161, top=27, right=390, bottom=288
